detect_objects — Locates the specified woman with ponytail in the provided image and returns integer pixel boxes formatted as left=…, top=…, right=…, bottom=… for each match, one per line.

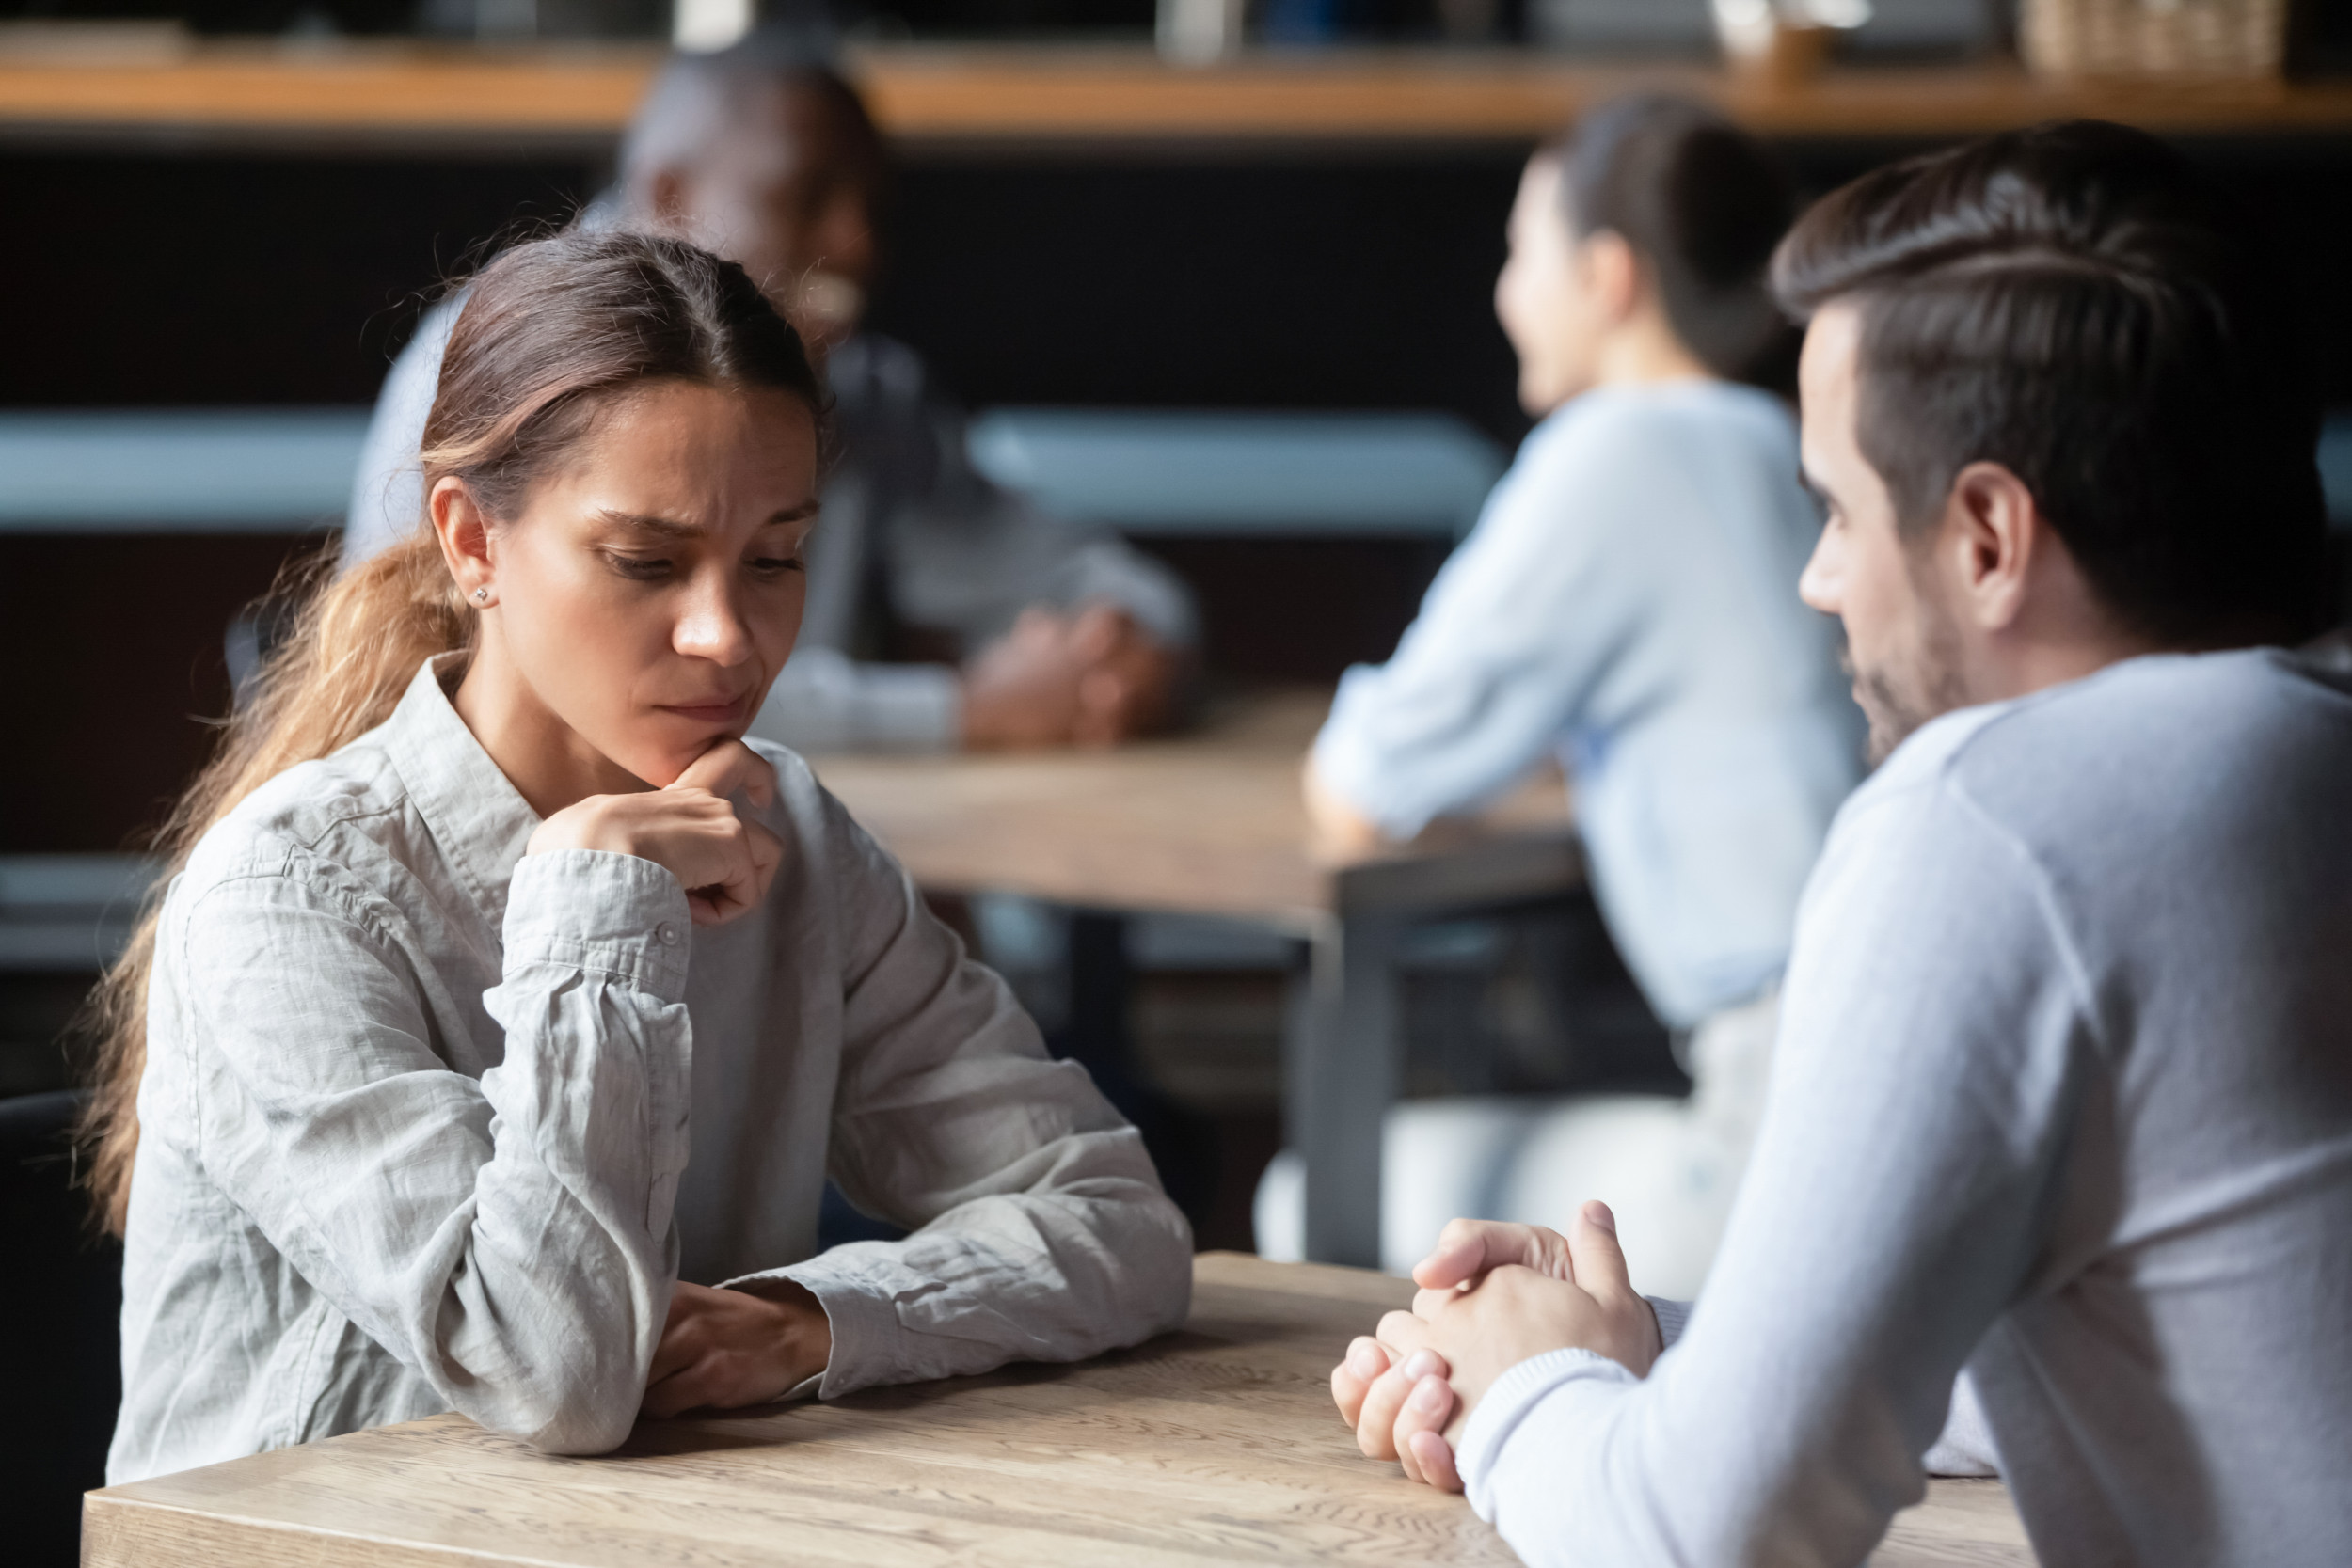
left=91, top=229, right=1191, bottom=1484
left=1284, top=97, right=1865, bottom=1293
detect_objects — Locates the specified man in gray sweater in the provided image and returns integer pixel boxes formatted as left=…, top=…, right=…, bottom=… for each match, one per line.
left=346, top=40, right=1194, bottom=753
left=1331, top=122, right=2348, bottom=1565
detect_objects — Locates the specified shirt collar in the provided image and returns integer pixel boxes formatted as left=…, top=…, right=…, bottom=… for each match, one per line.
left=381, top=654, right=541, bottom=929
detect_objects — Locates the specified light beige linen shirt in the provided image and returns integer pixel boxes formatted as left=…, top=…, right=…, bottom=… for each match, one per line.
left=110, top=656, right=1192, bottom=1484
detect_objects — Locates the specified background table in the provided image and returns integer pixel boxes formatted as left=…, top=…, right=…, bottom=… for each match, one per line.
left=82, top=1253, right=2034, bottom=1566
left=810, top=691, right=1580, bottom=1266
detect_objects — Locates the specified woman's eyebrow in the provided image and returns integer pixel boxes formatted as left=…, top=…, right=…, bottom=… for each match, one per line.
left=597, top=502, right=821, bottom=538
left=598, top=510, right=703, bottom=539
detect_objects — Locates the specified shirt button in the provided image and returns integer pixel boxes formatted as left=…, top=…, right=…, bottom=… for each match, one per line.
left=657, top=922, right=681, bottom=946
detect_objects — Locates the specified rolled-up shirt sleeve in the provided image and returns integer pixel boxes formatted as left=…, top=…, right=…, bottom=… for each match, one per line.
left=727, top=794, right=1193, bottom=1393
left=906, top=386, right=1198, bottom=653
left=888, top=480, right=1200, bottom=655
left=1454, top=772, right=2084, bottom=1564
left=174, top=844, right=695, bottom=1454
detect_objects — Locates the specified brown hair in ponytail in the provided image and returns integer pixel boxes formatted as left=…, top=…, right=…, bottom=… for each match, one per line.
left=79, top=228, right=822, bottom=1234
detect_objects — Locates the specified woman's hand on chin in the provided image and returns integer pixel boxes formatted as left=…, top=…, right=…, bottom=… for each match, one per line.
left=526, top=739, right=784, bottom=926
left=641, top=1280, right=834, bottom=1419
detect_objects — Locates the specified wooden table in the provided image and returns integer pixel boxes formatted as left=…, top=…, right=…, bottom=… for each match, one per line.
left=82, top=1253, right=2035, bottom=1566
left=3, top=40, right=2350, bottom=151
left=811, top=690, right=1581, bottom=1266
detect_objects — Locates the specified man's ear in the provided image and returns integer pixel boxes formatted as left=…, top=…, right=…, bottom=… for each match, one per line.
left=429, top=476, right=498, bottom=605
left=1938, top=460, right=2042, bottom=633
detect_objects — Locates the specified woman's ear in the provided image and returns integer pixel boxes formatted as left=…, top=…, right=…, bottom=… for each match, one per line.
left=429, top=477, right=499, bottom=609
left=1581, top=230, right=1644, bottom=324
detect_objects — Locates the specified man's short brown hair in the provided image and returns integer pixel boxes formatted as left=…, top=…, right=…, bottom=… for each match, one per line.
left=1774, top=119, right=2328, bottom=646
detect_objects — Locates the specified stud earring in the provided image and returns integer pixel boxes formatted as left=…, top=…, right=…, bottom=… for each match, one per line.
left=473, top=588, right=490, bottom=603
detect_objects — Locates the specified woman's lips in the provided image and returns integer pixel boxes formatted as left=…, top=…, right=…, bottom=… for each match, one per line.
left=658, top=697, right=748, bottom=726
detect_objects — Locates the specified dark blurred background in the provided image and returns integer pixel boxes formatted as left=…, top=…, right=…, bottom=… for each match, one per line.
left=6, top=135, right=2349, bottom=856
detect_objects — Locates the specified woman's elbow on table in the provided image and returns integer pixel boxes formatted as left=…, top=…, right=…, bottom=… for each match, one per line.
left=516, top=1394, right=644, bottom=1457
left=1102, top=1180, right=1198, bottom=1344
left=457, top=1353, right=648, bottom=1457
left=422, top=1274, right=665, bottom=1456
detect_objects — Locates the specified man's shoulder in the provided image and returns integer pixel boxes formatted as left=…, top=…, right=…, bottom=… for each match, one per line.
left=1957, top=645, right=2343, bottom=768
left=1823, top=703, right=2004, bottom=858
left=1865, top=649, right=2352, bottom=850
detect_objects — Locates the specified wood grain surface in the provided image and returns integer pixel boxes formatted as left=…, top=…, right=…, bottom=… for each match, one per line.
left=807, top=689, right=1571, bottom=929
left=0, top=40, right=2347, bottom=148
left=83, top=1253, right=2032, bottom=1566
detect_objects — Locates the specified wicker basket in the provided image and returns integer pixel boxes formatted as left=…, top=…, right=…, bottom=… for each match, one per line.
left=2020, top=0, right=2288, bottom=80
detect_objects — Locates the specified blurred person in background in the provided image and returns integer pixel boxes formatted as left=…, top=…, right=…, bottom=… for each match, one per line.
left=1272, top=97, right=1865, bottom=1294
left=344, top=35, right=1195, bottom=753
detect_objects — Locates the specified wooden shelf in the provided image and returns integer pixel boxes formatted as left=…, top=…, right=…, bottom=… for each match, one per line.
left=860, top=47, right=2352, bottom=143
left=0, top=42, right=658, bottom=148
left=0, top=40, right=2349, bottom=150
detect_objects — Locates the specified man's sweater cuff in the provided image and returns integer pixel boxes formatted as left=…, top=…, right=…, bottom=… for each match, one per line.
left=1648, top=1295, right=1692, bottom=1350
left=1456, top=1348, right=1636, bottom=1517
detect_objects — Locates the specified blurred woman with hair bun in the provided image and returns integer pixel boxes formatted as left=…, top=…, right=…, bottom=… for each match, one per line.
left=1286, top=96, right=1865, bottom=1297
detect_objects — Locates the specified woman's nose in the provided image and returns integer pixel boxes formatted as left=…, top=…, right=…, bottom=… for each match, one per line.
left=674, top=576, right=755, bottom=665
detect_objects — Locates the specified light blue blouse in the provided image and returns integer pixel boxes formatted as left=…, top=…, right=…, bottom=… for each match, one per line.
left=1311, top=381, right=1863, bottom=1026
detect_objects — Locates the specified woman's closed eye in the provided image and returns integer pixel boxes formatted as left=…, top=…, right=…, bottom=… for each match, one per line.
left=748, top=553, right=805, bottom=577
left=605, top=551, right=674, bottom=581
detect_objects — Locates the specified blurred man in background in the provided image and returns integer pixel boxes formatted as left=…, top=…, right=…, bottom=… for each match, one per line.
left=344, top=35, right=1194, bottom=753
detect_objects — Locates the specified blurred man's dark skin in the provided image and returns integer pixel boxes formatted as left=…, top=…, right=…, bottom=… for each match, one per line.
left=346, top=41, right=1192, bottom=752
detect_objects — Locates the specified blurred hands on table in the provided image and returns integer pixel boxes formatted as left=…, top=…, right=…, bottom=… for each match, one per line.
left=961, top=601, right=1181, bottom=749
left=1301, top=755, right=1392, bottom=860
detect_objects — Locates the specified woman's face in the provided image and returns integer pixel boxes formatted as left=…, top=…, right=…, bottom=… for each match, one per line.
left=452, top=380, right=821, bottom=792
left=1494, top=153, right=1614, bottom=417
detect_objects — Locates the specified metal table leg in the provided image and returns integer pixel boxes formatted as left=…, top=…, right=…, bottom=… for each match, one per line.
left=1292, top=908, right=1406, bottom=1268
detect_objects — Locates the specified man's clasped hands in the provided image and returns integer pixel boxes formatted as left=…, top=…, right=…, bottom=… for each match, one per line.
left=1330, top=1200, right=1664, bottom=1492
